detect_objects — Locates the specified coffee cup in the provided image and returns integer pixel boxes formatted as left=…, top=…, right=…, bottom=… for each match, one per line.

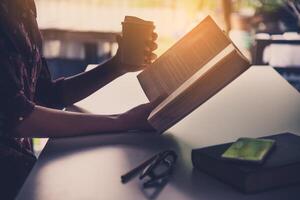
left=121, top=16, right=154, bottom=66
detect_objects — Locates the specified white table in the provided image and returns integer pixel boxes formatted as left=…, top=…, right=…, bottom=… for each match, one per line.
left=17, top=66, right=300, bottom=200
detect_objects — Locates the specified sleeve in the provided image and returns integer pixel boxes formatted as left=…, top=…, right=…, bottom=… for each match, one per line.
left=34, top=57, right=66, bottom=109
left=0, top=54, right=35, bottom=133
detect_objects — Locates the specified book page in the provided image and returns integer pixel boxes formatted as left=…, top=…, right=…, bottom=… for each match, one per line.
left=137, top=16, right=231, bottom=102
left=148, top=49, right=250, bottom=132
left=148, top=44, right=236, bottom=119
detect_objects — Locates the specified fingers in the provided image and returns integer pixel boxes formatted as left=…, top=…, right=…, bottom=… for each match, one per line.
left=144, top=50, right=157, bottom=59
left=152, top=32, right=158, bottom=40
left=144, top=36, right=158, bottom=64
left=145, top=40, right=158, bottom=51
left=143, top=102, right=157, bottom=113
left=144, top=31, right=158, bottom=53
left=129, top=102, right=155, bottom=119
left=151, top=96, right=165, bottom=107
left=116, top=31, right=158, bottom=67
left=144, top=53, right=157, bottom=64
left=139, top=97, right=164, bottom=113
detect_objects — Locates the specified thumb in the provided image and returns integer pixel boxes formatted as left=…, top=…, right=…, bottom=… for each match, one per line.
left=149, top=96, right=165, bottom=109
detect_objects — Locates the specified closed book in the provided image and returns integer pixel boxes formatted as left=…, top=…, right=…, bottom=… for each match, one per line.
left=191, top=133, right=300, bottom=193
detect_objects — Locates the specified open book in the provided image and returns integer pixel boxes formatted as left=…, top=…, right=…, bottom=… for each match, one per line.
left=137, top=16, right=250, bottom=133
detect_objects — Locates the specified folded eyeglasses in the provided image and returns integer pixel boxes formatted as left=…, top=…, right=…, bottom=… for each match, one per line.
left=121, top=150, right=177, bottom=187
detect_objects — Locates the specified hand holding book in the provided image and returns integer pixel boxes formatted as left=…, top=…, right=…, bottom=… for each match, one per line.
left=117, top=97, right=163, bottom=132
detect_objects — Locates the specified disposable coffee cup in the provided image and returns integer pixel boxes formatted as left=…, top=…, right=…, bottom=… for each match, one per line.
left=121, top=16, right=154, bottom=66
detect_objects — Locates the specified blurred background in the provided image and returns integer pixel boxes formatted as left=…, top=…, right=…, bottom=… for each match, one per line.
left=33, top=0, right=300, bottom=155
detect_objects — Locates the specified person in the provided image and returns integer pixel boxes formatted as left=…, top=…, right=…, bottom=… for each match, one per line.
left=0, top=0, right=158, bottom=198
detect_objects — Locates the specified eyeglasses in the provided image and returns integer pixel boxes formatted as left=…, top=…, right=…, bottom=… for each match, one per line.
left=121, top=150, right=177, bottom=187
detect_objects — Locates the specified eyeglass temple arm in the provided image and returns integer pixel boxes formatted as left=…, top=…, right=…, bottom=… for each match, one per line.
left=121, top=154, right=158, bottom=183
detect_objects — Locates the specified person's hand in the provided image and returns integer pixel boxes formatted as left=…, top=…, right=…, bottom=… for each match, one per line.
left=118, top=100, right=160, bottom=132
left=112, top=32, right=158, bottom=74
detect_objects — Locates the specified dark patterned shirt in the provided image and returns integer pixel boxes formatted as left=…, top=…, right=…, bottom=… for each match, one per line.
left=0, top=0, right=65, bottom=152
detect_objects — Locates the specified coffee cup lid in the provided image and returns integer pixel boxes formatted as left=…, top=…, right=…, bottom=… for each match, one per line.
left=123, top=16, right=154, bottom=26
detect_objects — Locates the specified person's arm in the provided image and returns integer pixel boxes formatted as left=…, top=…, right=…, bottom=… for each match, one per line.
left=59, top=57, right=124, bottom=107
left=59, top=34, right=158, bottom=106
left=13, top=102, right=156, bottom=138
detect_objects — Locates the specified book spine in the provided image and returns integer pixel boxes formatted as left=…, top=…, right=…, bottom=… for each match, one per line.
left=246, top=163, right=300, bottom=193
left=191, top=150, right=248, bottom=192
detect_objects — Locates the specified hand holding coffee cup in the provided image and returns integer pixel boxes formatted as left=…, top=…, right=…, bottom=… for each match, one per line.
left=114, top=16, right=158, bottom=73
